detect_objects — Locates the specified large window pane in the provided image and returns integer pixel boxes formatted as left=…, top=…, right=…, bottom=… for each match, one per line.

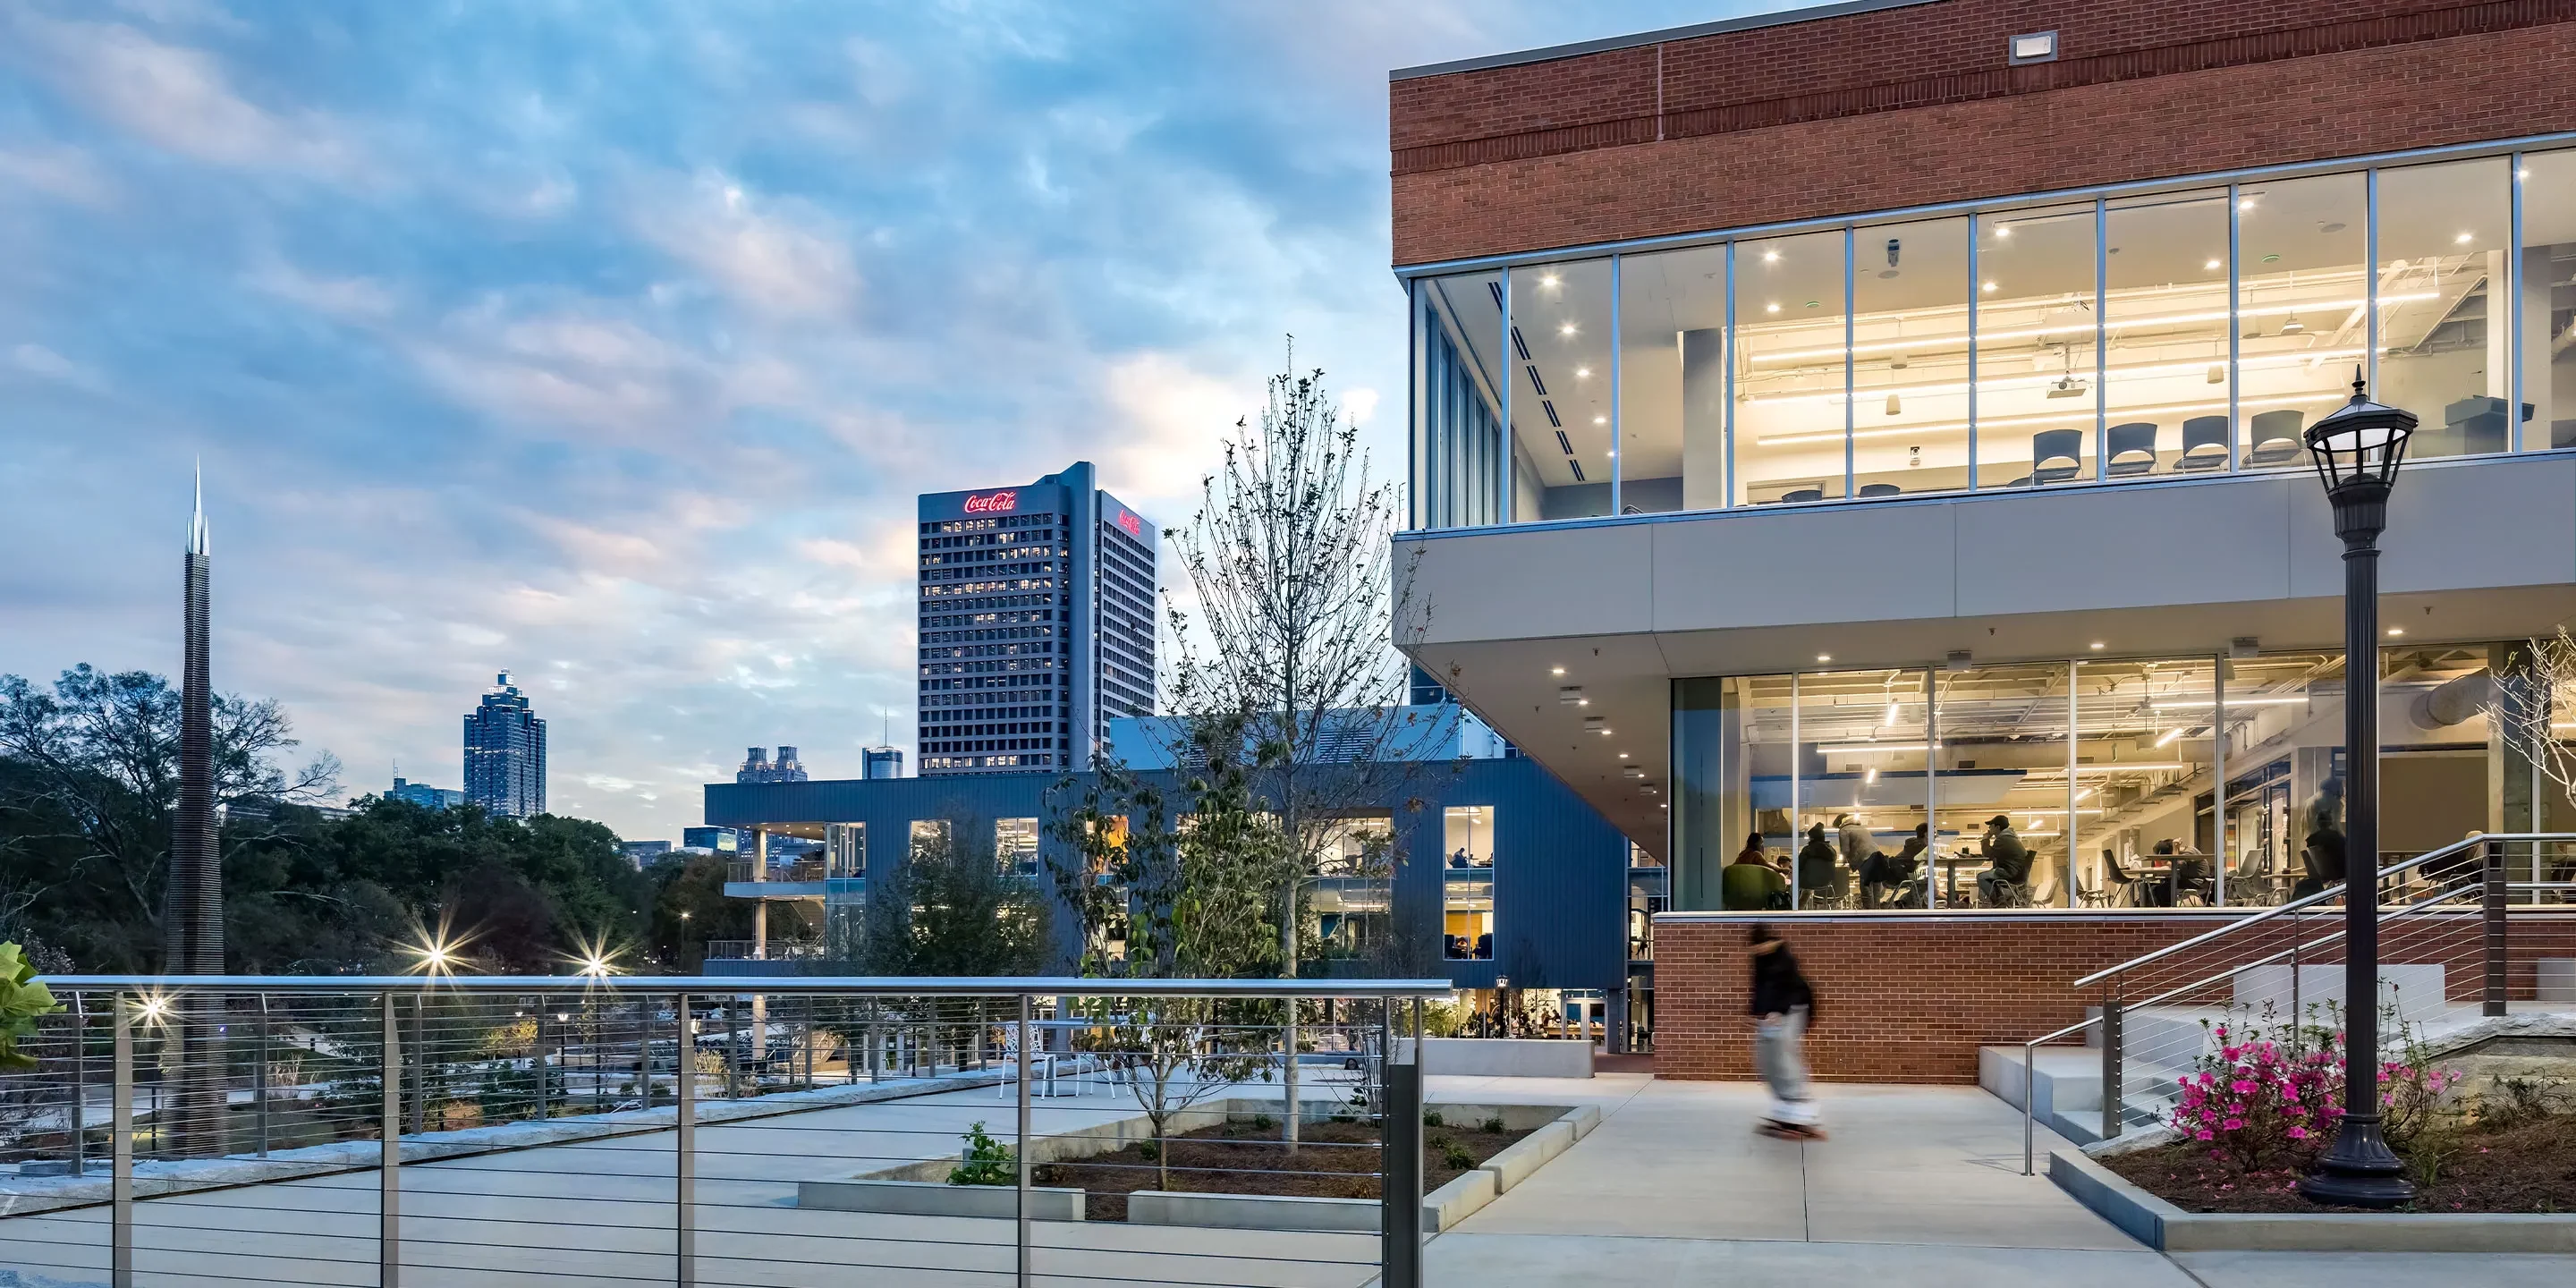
left=2074, top=658, right=2218, bottom=908
left=2378, top=157, right=2514, bottom=459
left=1733, top=230, right=1849, bottom=504
left=1851, top=218, right=1972, bottom=499
left=2235, top=173, right=2368, bottom=469
left=1508, top=259, right=1614, bottom=521
left=1932, top=662, right=2070, bottom=905
left=996, top=817, right=1039, bottom=876
left=1795, top=668, right=1932, bottom=909
left=2103, top=191, right=2234, bottom=477
left=2220, top=652, right=2347, bottom=902
left=1615, top=244, right=1727, bottom=513
left=2518, top=150, right=2576, bottom=449
left=1973, top=203, right=2099, bottom=488
left=1442, top=805, right=1495, bottom=960
left=1671, top=674, right=1792, bottom=911
left=1413, top=271, right=1505, bottom=529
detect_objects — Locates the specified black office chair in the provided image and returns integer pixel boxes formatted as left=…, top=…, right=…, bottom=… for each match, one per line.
left=2105, top=421, right=2159, bottom=477
left=1474, top=933, right=1495, bottom=960
left=1782, top=487, right=1826, bottom=503
left=2099, top=847, right=2138, bottom=905
left=1858, top=482, right=1902, bottom=498
left=2245, top=410, right=2305, bottom=467
left=2031, top=428, right=2084, bottom=484
left=2174, top=415, right=2230, bottom=471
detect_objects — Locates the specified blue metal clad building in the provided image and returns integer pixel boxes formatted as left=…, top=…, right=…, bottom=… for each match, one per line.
left=700, top=755, right=1631, bottom=996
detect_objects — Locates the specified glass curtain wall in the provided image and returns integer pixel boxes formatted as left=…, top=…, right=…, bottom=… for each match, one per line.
left=1507, top=259, right=1614, bottom=521
left=1442, top=805, right=1496, bottom=960
left=1409, top=149, right=2554, bottom=531
left=2074, top=658, right=2219, bottom=908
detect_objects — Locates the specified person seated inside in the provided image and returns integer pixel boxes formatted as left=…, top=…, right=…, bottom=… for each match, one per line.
left=1449, top=847, right=1470, bottom=869
left=1975, top=815, right=2033, bottom=907
left=1473, top=932, right=1494, bottom=960
left=1797, top=822, right=1843, bottom=908
left=2294, top=825, right=2346, bottom=902
left=2156, top=839, right=2212, bottom=905
left=1858, top=823, right=1928, bottom=908
left=1724, top=831, right=1790, bottom=911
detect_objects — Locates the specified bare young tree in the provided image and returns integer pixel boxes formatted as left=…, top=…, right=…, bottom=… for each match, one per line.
left=2484, top=631, right=2576, bottom=857
left=1162, top=349, right=1447, bottom=977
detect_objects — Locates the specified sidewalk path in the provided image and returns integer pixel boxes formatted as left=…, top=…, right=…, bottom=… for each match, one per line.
left=1422, top=1074, right=2574, bottom=1288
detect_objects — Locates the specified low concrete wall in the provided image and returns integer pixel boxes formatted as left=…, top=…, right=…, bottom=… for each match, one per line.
left=1422, top=1168, right=1496, bottom=1232
left=1479, top=1119, right=1574, bottom=1193
left=1397, top=1038, right=1592, bottom=1078
left=2049, top=1147, right=2576, bottom=1252
left=1128, top=1190, right=1379, bottom=1233
left=797, top=1177, right=1086, bottom=1222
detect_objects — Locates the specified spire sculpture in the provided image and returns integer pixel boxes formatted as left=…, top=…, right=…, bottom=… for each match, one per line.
left=164, top=462, right=226, bottom=1154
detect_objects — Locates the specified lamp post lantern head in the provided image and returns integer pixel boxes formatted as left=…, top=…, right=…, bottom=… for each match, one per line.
left=2304, top=369, right=2415, bottom=544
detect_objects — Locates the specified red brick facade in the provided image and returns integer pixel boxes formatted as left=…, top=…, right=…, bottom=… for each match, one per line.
left=1652, top=911, right=2576, bottom=1083
left=1390, top=0, right=2576, bottom=266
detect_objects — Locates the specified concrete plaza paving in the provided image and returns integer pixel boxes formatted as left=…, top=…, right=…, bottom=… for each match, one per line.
left=1420, top=1074, right=2576, bottom=1288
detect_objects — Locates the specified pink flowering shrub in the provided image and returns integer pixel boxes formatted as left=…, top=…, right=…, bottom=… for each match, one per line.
left=2168, top=1004, right=2461, bottom=1175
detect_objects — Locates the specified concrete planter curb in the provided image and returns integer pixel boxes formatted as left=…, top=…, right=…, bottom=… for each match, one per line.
left=1128, top=1190, right=1378, bottom=1233
left=2048, top=1147, right=2576, bottom=1252
left=1478, top=1119, right=1574, bottom=1193
left=797, top=1177, right=1085, bottom=1222
left=1422, top=1167, right=1497, bottom=1232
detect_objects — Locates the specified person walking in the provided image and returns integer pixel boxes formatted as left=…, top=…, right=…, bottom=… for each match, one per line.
left=1747, top=924, right=1825, bottom=1138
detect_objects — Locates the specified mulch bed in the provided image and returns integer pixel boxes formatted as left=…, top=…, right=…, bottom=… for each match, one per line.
left=2104, top=1116, right=2576, bottom=1214
left=1036, top=1114, right=1531, bottom=1222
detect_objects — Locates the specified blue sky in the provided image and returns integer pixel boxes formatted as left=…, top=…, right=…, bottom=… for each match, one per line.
left=0, top=0, right=1767, bottom=841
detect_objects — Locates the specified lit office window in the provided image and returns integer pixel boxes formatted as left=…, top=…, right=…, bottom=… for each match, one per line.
left=1614, top=242, right=1727, bottom=513
left=1414, top=271, right=1506, bottom=529
left=826, top=822, right=865, bottom=878
left=1506, top=258, right=1614, bottom=521
left=1733, top=229, right=1849, bottom=503
left=1441, top=805, right=1495, bottom=961
left=995, top=817, right=1039, bottom=876
left=1794, top=669, right=1933, bottom=909
left=1850, top=217, right=1970, bottom=500
left=2073, top=658, right=2217, bottom=909
left=1973, top=202, right=2099, bottom=488
left=910, top=818, right=950, bottom=859
left=2236, top=172, right=2367, bottom=469
left=1311, top=814, right=1393, bottom=960
left=2378, top=157, right=2515, bottom=460
left=2519, top=150, right=2576, bottom=450
left=2102, top=190, right=2233, bottom=476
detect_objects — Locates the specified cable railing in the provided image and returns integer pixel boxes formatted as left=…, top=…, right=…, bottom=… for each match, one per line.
left=2018, top=834, right=2576, bottom=1174
left=0, top=975, right=1449, bottom=1288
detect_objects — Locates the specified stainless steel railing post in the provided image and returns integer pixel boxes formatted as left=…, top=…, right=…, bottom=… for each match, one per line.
left=2021, top=1039, right=2038, bottom=1176
left=2484, top=838, right=2509, bottom=1016
left=69, top=992, right=87, bottom=1177
left=2098, top=992, right=2123, bottom=1144
left=381, top=991, right=402, bottom=1288
left=1380, top=995, right=1422, bottom=1288
left=1284, top=996, right=1300, bottom=1157
left=676, top=990, right=696, bottom=1288
left=1016, top=992, right=1033, bottom=1288
left=254, top=993, right=270, bottom=1158
left=112, top=993, right=132, bottom=1288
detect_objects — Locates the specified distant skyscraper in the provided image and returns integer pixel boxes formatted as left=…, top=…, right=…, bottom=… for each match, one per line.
left=165, top=464, right=226, bottom=1157
left=388, top=775, right=464, bottom=810
left=620, top=840, right=673, bottom=868
left=682, top=826, right=741, bottom=853
left=736, top=745, right=811, bottom=784
left=917, top=461, right=1157, bottom=775
left=463, top=671, right=547, bottom=818
left=861, top=745, right=904, bottom=779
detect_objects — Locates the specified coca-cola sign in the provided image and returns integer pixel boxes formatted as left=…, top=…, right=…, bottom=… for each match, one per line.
left=1114, top=507, right=1142, bottom=538
left=962, top=490, right=1018, bottom=514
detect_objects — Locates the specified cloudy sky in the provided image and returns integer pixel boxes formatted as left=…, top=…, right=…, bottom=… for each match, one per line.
left=0, top=0, right=1762, bottom=842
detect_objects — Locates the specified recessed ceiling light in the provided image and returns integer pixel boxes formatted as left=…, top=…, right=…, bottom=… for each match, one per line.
left=2089, top=641, right=2106, bottom=650
left=1980, top=281, right=1997, bottom=293
left=2387, top=627, right=2405, bottom=637
left=1578, top=698, right=1589, bottom=707
left=1540, top=274, right=1560, bottom=288
left=2454, top=232, right=2474, bottom=244
left=1618, top=752, right=1630, bottom=758
left=2204, top=258, right=2222, bottom=270
left=1575, top=366, right=1591, bottom=377
left=2239, top=199, right=2256, bottom=210
left=1558, top=322, right=1577, bottom=336
left=1763, top=250, right=1781, bottom=263
left=1550, top=666, right=1565, bottom=675
left=1593, top=414, right=1606, bottom=425
left=1817, top=653, right=1832, bottom=664
left=2519, top=167, right=2532, bottom=180
left=1996, top=225, right=2012, bottom=238
left=1766, top=302, right=1781, bottom=313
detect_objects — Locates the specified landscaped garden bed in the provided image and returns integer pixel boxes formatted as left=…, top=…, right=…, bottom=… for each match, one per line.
left=2105, top=1112, right=2576, bottom=1213
left=1036, top=1111, right=1531, bottom=1222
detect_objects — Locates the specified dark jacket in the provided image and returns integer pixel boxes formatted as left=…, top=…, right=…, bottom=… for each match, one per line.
left=1983, top=828, right=2032, bottom=884
left=1797, top=836, right=1839, bottom=891
left=1750, top=945, right=1818, bottom=1021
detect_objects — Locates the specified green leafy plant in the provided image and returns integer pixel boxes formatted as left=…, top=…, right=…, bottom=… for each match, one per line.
left=1438, top=1138, right=1475, bottom=1171
left=1250, top=1112, right=1274, bottom=1130
left=0, top=942, right=64, bottom=1072
left=1481, top=1115, right=1505, bottom=1134
left=1422, top=1108, right=1445, bottom=1128
left=947, top=1121, right=1016, bottom=1187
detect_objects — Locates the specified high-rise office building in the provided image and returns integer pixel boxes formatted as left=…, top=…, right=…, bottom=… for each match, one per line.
left=861, top=745, right=904, bottom=779
left=917, top=461, right=1157, bottom=775
left=736, top=745, right=810, bottom=784
left=462, top=671, right=546, bottom=818
left=388, top=775, right=464, bottom=810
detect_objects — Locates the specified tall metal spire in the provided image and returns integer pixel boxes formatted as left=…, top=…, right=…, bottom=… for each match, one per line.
left=189, top=457, right=210, bottom=556
left=167, top=462, right=225, bottom=1155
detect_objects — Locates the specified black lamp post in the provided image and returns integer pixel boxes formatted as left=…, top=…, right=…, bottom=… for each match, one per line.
left=2295, top=369, right=2418, bottom=1209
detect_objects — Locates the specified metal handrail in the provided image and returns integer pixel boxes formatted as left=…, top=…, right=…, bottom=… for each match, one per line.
left=2071, top=833, right=2574, bottom=987
left=2021, top=1015, right=2104, bottom=1175
left=41, top=974, right=1458, bottom=998
left=2116, top=875, right=2490, bottom=1019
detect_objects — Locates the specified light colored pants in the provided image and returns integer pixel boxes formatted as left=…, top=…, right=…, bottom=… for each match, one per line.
left=1755, top=1006, right=1817, bottom=1124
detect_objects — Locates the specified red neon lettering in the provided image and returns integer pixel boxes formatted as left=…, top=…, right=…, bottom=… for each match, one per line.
left=1116, top=508, right=1142, bottom=538
left=962, top=490, right=1018, bottom=514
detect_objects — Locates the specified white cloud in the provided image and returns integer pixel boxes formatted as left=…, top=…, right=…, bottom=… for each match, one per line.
left=8, top=343, right=103, bottom=391
left=13, top=16, right=362, bottom=177
left=634, top=172, right=861, bottom=321
left=249, top=260, right=399, bottom=320
left=1100, top=350, right=1261, bottom=508
left=0, top=145, right=115, bottom=206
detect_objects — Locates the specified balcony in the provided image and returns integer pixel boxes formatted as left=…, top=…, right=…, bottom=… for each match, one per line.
left=724, top=859, right=830, bottom=900
left=701, top=940, right=831, bottom=962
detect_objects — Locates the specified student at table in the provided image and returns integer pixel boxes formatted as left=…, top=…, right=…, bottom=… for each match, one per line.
left=1976, top=816, right=2034, bottom=907
left=1797, top=823, right=1842, bottom=908
left=1860, top=823, right=1927, bottom=908
left=1724, top=834, right=1790, bottom=911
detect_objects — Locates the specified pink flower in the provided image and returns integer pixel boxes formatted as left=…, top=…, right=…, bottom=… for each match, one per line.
left=2230, top=1080, right=2258, bottom=1094
left=2223, top=1118, right=2246, bottom=1131
left=2287, top=1126, right=2309, bottom=1140
left=2195, top=1129, right=2216, bottom=1141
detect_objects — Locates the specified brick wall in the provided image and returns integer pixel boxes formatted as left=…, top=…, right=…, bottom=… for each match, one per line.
left=1652, top=911, right=2576, bottom=1083
left=1390, top=1, right=2576, bottom=265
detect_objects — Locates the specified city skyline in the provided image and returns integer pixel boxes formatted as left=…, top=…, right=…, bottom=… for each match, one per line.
left=0, top=1, right=1743, bottom=841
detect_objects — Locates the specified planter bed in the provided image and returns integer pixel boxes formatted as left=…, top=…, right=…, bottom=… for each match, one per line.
left=2098, top=1114, right=2576, bottom=1216
left=1036, top=1114, right=1532, bottom=1222
left=2052, top=1147, right=2576, bottom=1252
